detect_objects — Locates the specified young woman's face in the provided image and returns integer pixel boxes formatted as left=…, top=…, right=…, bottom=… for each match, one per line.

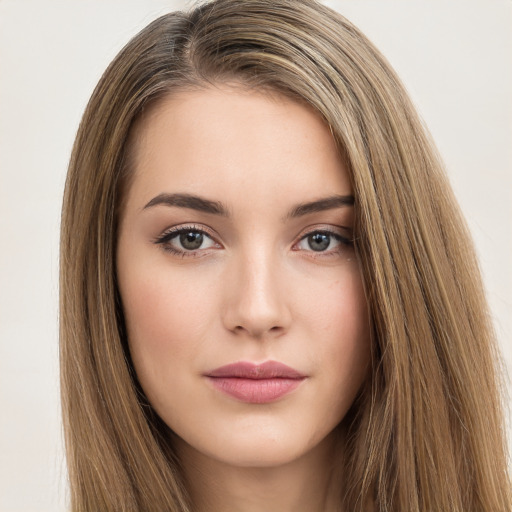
left=117, top=86, right=371, bottom=468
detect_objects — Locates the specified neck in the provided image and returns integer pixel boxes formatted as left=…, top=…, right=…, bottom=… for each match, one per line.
left=176, top=430, right=345, bottom=512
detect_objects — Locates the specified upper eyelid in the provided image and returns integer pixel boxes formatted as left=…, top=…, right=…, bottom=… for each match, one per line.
left=155, top=224, right=218, bottom=242
left=296, top=224, right=352, bottom=240
left=294, top=230, right=350, bottom=250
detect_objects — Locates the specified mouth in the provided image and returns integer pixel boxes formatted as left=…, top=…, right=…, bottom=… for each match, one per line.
left=204, top=361, right=307, bottom=404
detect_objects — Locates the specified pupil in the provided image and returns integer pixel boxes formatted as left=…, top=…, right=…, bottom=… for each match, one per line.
left=180, top=231, right=203, bottom=250
left=308, top=233, right=330, bottom=251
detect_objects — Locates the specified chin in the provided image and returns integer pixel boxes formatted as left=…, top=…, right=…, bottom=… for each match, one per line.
left=173, top=416, right=337, bottom=470
left=217, top=439, right=309, bottom=468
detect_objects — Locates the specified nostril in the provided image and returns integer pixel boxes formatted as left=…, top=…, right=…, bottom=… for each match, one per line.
left=231, top=324, right=284, bottom=338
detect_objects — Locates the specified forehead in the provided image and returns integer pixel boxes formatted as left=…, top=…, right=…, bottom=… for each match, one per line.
left=125, top=85, right=352, bottom=212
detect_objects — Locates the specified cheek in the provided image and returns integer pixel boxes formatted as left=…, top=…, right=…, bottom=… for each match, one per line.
left=304, top=265, right=371, bottom=397
left=306, top=262, right=369, bottom=337
left=118, top=262, right=218, bottom=385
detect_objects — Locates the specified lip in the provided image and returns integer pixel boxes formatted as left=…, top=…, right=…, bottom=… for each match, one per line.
left=205, top=361, right=306, bottom=404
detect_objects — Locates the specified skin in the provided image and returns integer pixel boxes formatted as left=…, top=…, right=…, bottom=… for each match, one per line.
left=117, top=85, right=371, bottom=512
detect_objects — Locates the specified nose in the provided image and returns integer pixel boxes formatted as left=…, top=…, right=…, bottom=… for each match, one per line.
left=222, top=249, right=291, bottom=339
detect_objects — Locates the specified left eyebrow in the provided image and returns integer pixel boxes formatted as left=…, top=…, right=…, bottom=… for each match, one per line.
left=285, top=195, right=354, bottom=220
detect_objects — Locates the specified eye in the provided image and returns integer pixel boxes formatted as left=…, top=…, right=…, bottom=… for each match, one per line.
left=154, top=225, right=219, bottom=255
left=295, top=229, right=351, bottom=253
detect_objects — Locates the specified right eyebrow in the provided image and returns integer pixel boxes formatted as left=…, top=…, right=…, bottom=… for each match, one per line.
left=143, top=193, right=230, bottom=216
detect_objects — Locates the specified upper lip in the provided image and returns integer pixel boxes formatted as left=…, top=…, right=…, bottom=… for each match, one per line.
left=206, top=361, right=305, bottom=379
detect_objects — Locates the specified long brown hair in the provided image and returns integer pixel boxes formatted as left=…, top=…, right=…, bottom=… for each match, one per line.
left=60, top=1, right=511, bottom=510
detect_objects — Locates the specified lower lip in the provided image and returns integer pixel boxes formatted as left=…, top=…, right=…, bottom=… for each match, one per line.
left=207, top=377, right=304, bottom=404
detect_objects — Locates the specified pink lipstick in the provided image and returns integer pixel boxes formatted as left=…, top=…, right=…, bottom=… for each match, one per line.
left=205, top=361, right=306, bottom=404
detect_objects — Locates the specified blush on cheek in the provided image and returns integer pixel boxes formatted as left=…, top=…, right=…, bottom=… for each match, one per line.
left=122, top=270, right=216, bottom=361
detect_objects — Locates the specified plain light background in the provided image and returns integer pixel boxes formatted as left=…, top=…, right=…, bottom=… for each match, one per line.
left=0, top=1, right=510, bottom=510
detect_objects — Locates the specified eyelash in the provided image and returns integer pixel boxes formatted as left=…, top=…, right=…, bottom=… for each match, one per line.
left=153, top=224, right=219, bottom=258
left=293, top=229, right=353, bottom=258
left=153, top=224, right=353, bottom=259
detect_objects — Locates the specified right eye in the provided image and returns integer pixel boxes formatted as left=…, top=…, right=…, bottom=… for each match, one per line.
left=154, top=225, right=219, bottom=256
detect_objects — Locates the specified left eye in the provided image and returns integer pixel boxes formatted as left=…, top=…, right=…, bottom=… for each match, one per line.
left=296, top=232, right=343, bottom=252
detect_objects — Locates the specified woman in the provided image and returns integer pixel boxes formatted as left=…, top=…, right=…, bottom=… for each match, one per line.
left=60, top=0, right=511, bottom=510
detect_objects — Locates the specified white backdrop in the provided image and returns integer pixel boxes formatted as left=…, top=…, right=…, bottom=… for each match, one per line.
left=0, top=1, right=510, bottom=510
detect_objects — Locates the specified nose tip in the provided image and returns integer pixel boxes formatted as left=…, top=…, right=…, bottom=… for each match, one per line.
left=222, top=258, right=291, bottom=339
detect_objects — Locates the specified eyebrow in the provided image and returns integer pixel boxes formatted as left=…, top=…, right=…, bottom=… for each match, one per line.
left=144, top=193, right=229, bottom=216
left=285, top=194, right=354, bottom=219
left=143, top=192, right=354, bottom=218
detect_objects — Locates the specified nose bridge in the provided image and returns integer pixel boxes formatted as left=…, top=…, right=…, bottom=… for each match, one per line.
left=223, top=243, right=290, bottom=338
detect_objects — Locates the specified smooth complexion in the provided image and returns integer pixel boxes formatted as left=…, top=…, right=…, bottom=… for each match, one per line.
left=116, top=85, right=371, bottom=512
